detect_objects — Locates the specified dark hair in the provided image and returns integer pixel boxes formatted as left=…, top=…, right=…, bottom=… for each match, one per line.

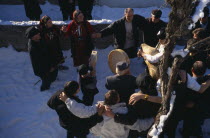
left=152, top=9, right=162, bottom=18
left=192, top=61, right=206, bottom=76
left=124, top=8, right=134, bottom=13
left=104, top=90, right=119, bottom=106
left=77, top=64, right=92, bottom=76
left=63, top=81, right=79, bottom=97
left=40, top=15, right=51, bottom=25
left=39, top=15, right=51, bottom=32
left=157, top=27, right=166, bottom=40
left=192, top=28, right=207, bottom=39
left=136, top=72, right=158, bottom=96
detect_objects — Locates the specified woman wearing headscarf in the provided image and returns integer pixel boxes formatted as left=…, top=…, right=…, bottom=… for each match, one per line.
left=61, top=10, right=96, bottom=67
left=39, top=15, right=68, bottom=71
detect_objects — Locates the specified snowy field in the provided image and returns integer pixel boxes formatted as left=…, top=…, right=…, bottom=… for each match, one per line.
left=0, top=2, right=170, bottom=25
left=0, top=2, right=210, bottom=138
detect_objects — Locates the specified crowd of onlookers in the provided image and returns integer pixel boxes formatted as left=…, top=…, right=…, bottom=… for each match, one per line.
left=24, top=1, right=210, bottom=137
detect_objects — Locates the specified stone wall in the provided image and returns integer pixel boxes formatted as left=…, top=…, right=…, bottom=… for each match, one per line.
left=0, top=24, right=113, bottom=51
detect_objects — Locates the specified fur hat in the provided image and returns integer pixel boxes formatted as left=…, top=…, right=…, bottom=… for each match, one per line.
left=25, top=26, right=39, bottom=39
left=116, top=61, right=129, bottom=71
left=151, top=9, right=162, bottom=18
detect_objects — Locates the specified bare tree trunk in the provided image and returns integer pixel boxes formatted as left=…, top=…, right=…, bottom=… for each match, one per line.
left=149, top=0, right=202, bottom=137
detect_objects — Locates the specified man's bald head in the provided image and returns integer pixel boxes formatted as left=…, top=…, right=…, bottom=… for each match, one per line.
left=124, top=8, right=134, bottom=22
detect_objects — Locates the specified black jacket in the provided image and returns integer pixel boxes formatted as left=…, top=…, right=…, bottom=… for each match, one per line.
left=105, top=74, right=137, bottom=104
left=144, top=18, right=167, bottom=47
left=100, top=15, right=147, bottom=49
left=47, top=90, right=103, bottom=136
left=40, top=25, right=64, bottom=67
left=195, top=76, right=210, bottom=118
left=23, top=0, right=42, bottom=19
left=80, top=75, right=99, bottom=94
left=28, top=39, right=52, bottom=78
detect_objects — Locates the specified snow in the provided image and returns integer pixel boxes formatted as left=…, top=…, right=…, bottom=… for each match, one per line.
left=0, top=2, right=210, bottom=138
left=0, top=46, right=145, bottom=138
left=0, top=2, right=171, bottom=25
left=96, top=0, right=165, bottom=8
left=149, top=94, right=176, bottom=137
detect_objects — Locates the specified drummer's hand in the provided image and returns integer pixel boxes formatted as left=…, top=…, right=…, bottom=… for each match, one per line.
left=137, top=49, right=144, bottom=57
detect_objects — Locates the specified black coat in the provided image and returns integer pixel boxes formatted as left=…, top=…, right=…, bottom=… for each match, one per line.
left=58, top=0, right=75, bottom=12
left=144, top=18, right=167, bottom=47
left=100, top=15, right=147, bottom=49
left=47, top=90, right=103, bottom=136
left=194, top=17, right=210, bottom=36
left=23, top=0, right=42, bottom=19
left=80, top=76, right=98, bottom=94
left=28, top=39, right=52, bottom=78
left=105, top=74, right=137, bottom=104
left=40, top=25, right=64, bottom=67
left=195, top=76, right=210, bottom=118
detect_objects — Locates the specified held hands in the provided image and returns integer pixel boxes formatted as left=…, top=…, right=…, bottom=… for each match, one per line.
left=129, top=92, right=143, bottom=105
left=97, top=104, right=115, bottom=117
left=61, top=25, right=67, bottom=33
left=59, top=92, right=68, bottom=102
left=103, top=106, right=115, bottom=118
left=91, top=33, right=102, bottom=38
left=137, top=49, right=145, bottom=58
left=97, top=104, right=105, bottom=116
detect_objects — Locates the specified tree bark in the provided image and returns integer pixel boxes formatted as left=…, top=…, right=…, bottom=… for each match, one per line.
left=149, top=0, right=201, bottom=137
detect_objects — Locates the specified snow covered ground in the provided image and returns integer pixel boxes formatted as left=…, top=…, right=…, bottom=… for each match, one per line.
left=0, top=2, right=170, bottom=25
left=0, top=46, right=209, bottom=138
left=0, top=2, right=210, bottom=138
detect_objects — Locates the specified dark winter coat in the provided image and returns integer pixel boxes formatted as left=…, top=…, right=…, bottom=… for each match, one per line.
left=28, top=39, right=52, bottom=78
left=47, top=90, right=103, bottom=136
left=79, top=75, right=99, bottom=105
left=144, top=18, right=167, bottom=47
left=23, top=0, right=42, bottom=19
left=194, top=17, right=210, bottom=36
left=194, top=76, right=210, bottom=119
left=80, top=76, right=98, bottom=94
left=100, top=15, right=147, bottom=49
left=40, top=25, right=64, bottom=67
left=105, top=74, right=137, bottom=104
